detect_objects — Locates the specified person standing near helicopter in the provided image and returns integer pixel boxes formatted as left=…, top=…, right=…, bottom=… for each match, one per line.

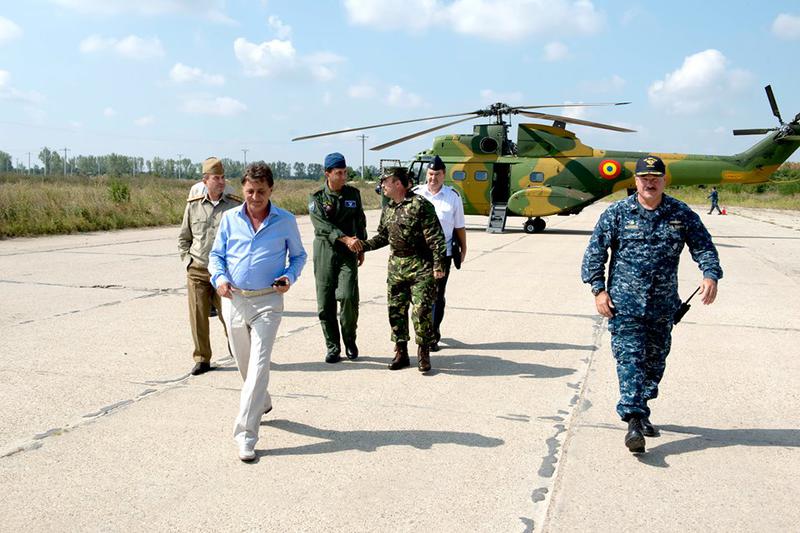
left=412, top=155, right=467, bottom=351
left=581, top=155, right=722, bottom=454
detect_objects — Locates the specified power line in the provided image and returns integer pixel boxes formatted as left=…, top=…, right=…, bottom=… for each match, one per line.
left=357, top=134, right=368, bottom=180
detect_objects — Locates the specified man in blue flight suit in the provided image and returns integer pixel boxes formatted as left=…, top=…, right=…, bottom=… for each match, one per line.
left=581, top=155, right=723, bottom=453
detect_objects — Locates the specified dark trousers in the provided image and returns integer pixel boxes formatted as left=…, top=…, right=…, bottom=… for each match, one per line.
left=432, top=256, right=452, bottom=343
left=608, top=315, right=673, bottom=421
left=314, top=244, right=359, bottom=355
left=708, top=202, right=721, bottom=214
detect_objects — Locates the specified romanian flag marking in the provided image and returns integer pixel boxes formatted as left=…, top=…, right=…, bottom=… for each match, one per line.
left=599, top=159, right=621, bottom=180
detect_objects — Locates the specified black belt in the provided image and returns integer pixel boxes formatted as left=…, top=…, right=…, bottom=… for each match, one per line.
left=392, top=249, right=417, bottom=258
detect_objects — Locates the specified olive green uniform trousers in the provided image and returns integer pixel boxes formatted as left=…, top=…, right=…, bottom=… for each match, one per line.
left=313, top=241, right=359, bottom=356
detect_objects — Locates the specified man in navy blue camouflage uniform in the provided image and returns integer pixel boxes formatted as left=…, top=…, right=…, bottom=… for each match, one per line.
left=581, top=155, right=722, bottom=453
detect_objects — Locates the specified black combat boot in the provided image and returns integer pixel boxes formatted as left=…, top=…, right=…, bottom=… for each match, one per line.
left=344, top=340, right=359, bottom=360
left=388, top=342, right=410, bottom=370
left=417, top=345, right=431, bottom=373
left=625, top=417, right=646, bottom=453
left=640, top=416, right=658, bottom=437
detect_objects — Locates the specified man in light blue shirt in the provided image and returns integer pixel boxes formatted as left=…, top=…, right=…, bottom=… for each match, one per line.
left=209, top=162, right=307, bottom=462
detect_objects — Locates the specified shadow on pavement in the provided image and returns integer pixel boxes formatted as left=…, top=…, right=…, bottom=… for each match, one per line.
left=260, top=419, right=504, bottom=456
left=271, top=356, right=391, bottom=372
left=442, top=338, right=594, bottom=352
left=638, top=425, right=800, bottom=468
left=434, top=354, right=576, bottom=379
left=282, top=311, right=319, bottom=318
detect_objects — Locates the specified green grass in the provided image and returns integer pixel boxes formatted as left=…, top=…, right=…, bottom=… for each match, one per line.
left=608, top=181, right=800, bottom=210
left=0, top=174, right=382, bottom=238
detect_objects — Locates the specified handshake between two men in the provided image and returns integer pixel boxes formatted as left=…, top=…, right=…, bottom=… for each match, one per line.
left=339, top=235, right=444, bottom=279
left=340, top=235, right=365, bottom=266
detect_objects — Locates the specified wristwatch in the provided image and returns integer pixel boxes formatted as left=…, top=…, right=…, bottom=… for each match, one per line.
left=591, top=286, right=605, bottom=296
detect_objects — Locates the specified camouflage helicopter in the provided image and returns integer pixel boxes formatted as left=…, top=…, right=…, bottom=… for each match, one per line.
left=293, top=85, right=800, bottom=233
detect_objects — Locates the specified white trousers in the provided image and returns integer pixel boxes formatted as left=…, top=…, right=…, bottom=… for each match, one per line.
left=221, top=291, right=283, bottom=448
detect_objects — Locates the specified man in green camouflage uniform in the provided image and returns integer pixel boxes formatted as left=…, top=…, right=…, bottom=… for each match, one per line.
left=358, top=167, right=446, bottom=372
left=309, top=152, right=368, bottom=363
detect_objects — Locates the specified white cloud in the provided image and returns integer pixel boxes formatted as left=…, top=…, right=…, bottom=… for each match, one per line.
left=344, top=0, right=603, bottom=41
left=103, top=107, right=116, bottom=117
left=234, top=37, right=344, bottom=81
left=772, top=13, right=800, bottom=40
left=0, top=69, right=45, bottom=104
left=479, top=89, right=523, bottom=105
left=648, top=49, right=751, bottom=114
left=543, top=41, right=569, bottom=62
left=323, top=91, right=332, bottom=106
left=134, top=115, right=155, bottom=126
left=169, top=63, right=225, bottom=85
left=268, top=15, right=292, bottom=39
left=0, top=16, right=23, bottom=45
left=80, top=34, right=165, bottom=60
left=348, top=84, right=377, bottom=99
left=234, top=37, right=297, bottom=77
left=386, top=85, right=425, bottom=108
left=52, top=0, right=232, bottom=22
left=180, top=95, right=247, bottom=116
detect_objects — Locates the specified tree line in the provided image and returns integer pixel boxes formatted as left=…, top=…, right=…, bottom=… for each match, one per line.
left=0, top=148, right=382, bottom=181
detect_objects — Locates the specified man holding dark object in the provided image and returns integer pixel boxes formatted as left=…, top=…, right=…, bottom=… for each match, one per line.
left=209, top=163, right=307, bottom=462
left=581, top=155, right=722, bottom=453
left=413, top=155, right=467, bottom=351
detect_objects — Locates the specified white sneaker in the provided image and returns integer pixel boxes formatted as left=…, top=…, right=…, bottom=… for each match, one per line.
left=238, top=444, right=256, bottom=462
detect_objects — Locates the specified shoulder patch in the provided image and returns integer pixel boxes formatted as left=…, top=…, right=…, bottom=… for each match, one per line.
left=226, top=194, right=243, bottom=203
left=188, top=195, right=204, bottom=203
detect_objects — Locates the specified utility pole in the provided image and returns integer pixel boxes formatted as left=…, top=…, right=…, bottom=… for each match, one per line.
left=26, top=152, right=31, bottom=174
left=177, top=153, right=183, bottom=179
left=242, top=148, right=249, bottom=167
left=357, top=134, right=368, bottom=181
left=62, top=147, right=70, bottom=176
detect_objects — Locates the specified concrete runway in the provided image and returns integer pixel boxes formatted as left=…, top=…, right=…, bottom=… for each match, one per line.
left=1, top=203, right=798, bottom=532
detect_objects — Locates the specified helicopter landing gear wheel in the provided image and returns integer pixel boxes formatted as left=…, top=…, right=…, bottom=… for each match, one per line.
left=523, top=217, right=546, bottom=234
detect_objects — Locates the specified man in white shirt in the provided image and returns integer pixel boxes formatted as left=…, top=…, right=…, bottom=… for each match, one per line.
left=412, top=155, right=467, bottom=351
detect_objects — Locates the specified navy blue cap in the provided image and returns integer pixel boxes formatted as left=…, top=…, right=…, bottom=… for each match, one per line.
left=324, top=152, right=346, bottom=170
left=635, top=155, right=666, bottom=176
left=427, top=155, right=445, bottom=171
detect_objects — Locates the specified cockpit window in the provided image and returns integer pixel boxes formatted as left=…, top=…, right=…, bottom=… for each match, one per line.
left=530, top=172, right=544, bottom=183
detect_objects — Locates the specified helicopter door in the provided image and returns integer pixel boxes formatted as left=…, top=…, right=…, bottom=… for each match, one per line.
left=491, top=163, right=511, bottom=204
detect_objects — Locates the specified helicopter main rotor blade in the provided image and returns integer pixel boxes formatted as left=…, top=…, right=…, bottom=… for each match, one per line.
left=518, top=111, right=636, bottom=133
left=291, top=111, right=479, bottom=141
left=732, top=128, right=776, bottom=136
left=514, top=102, right=630, bottom=110
left=765, top=85, right=783, bottom=124
left=370, top=116, right=477, bottom=151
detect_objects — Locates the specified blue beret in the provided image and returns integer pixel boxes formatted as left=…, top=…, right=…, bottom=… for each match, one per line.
left=324, top=152, right=346, bottom=170
left=635, top=155, right=665, bottom=176
left=427, top=155, right=445, bottom=171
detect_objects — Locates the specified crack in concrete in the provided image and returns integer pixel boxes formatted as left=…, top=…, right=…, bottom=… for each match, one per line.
left=0, top=236, right=173, bottom=257
left=0, top=383, right=181, bottom=459
left=528, top=316, right=604, bottom=532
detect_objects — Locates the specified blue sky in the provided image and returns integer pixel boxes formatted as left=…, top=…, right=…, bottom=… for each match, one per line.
left=1, top=0, right=800, bottom=170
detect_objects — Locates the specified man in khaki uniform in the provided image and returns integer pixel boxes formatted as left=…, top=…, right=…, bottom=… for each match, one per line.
left=178, top=157, right=242, bottom=375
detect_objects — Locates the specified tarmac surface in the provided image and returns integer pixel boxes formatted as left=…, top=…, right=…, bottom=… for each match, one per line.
left=1, top=202, right=798, bottom=532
